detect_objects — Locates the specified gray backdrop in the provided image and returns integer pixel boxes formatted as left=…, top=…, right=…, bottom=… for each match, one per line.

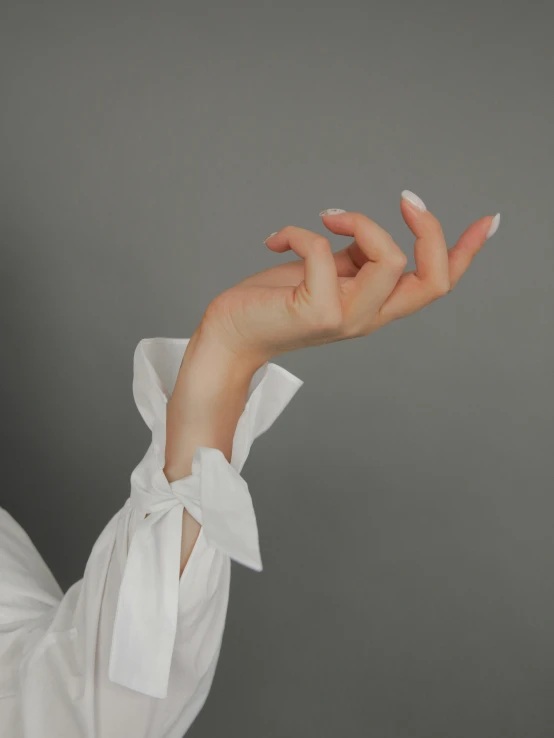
left=2, top=1, right=553, bottom=736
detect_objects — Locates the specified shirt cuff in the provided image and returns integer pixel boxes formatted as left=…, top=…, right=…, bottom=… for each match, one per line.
left=109, top=337, right=303, bottom=698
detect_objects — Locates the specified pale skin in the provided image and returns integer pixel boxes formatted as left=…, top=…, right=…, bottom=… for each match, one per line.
left=164, top=195, right=500, bottom=576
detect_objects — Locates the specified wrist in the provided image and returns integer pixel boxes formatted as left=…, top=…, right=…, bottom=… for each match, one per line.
left=182, top=318, right=267, bottom=389
left=164, top=323, right=263, bottom=481
left=189, top=310, right=273, bottom=377
left=167, top=318, right=266, bottom=426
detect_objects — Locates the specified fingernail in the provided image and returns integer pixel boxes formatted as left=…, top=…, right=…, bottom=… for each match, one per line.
left=485, top=213, right=501, bottom=240
left=401, top=190, right=427, bottom=212
left=263, top=231, right=278, bottom=244
left=319, top=208, right=346, bottom=217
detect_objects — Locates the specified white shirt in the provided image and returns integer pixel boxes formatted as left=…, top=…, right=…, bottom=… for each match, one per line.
left=0, top=337, right=303, bottom=737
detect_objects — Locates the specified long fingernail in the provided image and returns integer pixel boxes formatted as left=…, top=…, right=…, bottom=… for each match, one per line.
left=319, top=208, right=346, bottom=216
left=263, top=231, right=278, bottom=244
left=485, top=213, right=501, bottom=240
left=401, top=190, right=427, bottom=212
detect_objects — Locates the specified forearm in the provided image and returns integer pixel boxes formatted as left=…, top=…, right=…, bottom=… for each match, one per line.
left=163, top=320, right=265, bottom=574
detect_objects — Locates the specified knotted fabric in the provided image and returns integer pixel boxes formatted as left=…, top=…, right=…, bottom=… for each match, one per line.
left=108, top=338, right=303, bottom=698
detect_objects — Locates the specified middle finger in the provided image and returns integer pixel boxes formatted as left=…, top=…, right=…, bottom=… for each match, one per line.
left=320, top=210, right=408, bottom=318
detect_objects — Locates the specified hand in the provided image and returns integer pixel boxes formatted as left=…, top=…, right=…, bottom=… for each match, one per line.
left=200, top=191, right=500, bottom=367
left=167, top=193, right=499, bottom=567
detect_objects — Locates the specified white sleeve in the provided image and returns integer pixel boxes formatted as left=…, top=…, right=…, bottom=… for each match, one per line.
left=18, top=337, right=303, bottom=738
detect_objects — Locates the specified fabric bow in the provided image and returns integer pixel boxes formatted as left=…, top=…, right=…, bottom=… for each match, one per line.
left=108, top=338, right=303, bottom=698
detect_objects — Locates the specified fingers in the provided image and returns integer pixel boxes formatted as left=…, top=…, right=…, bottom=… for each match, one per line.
left=379, top=192, right=500, bottom=323
left=400, top=190, right=450, bottom=293
left=448, top=213, right=500, bottom=288
left=320, top=208, right=401, bottom=266
left=401, top=191, right=501, bottom=292
left=265, top=226, right=341, bottom=317
left=263, top=198, right=501, bottom=335
left=319, top=210, right=407, bottom=321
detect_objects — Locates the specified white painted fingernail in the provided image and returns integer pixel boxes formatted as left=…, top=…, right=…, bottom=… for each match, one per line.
left=319, top=208, right=346, bottom=216
left=263, top=231, right=279, bottom=243
left=401, top=190, right=427, bottom=212
left=485, top=213, right=501, bottom=240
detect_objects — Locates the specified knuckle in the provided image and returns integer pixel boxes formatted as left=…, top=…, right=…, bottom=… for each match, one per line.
left=311, top=235, right=331, bottom=253
left=430, top=281, right=451, bottom=299
left=355, top=324, right=375, bottom=339
left=342, top=317, right=367, bottom=339
left=395, top=251, right=409, bottom=270
left=340, top=321, right=357, bottom=338
left=384, top=250, right=408, bottom=271
left=280, top=225, right=297, bottom=239
left=427, top=217, right=444, bottom=237
left=350, top=325, right=367, bottom=339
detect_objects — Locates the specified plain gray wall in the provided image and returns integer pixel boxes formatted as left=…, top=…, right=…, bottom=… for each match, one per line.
left=2, top=1, right=553, bottom=736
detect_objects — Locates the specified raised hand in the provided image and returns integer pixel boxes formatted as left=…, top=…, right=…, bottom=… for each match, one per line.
left=165, top=192, right=500, bottom=545
left=199, top=190, right=500, bottom=367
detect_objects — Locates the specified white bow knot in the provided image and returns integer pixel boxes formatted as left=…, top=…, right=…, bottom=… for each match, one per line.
left=109, top=446, right=262, bottom=699
left=108, top=337, right=304, bottom=699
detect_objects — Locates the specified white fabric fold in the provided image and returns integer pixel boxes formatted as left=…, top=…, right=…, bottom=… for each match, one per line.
left=108, top=338, right=303, bottom=699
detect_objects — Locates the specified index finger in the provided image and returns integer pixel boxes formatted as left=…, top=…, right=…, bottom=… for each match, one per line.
left=265, top=225, right=341, bottom=312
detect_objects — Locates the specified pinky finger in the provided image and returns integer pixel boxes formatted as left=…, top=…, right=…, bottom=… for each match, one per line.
left=448, top=213, right=500, bottom=288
